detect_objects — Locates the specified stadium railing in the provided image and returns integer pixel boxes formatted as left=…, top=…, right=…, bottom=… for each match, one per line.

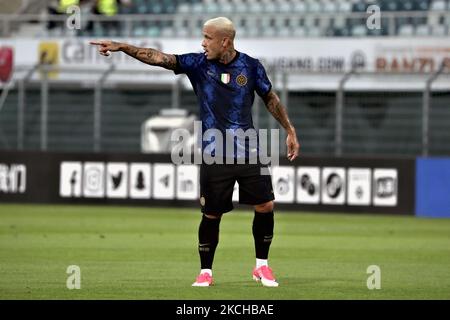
left=0, top=63, right=449, bottom=157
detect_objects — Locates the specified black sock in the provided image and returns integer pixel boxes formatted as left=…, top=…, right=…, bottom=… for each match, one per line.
left=198, top=214, right=221, bottom=269
left=252, top=211, right=274, bottom=260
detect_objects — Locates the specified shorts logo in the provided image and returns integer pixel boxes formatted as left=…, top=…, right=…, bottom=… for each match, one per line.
left=236, top=74, right=247, bottom=86
left=220, top=73, right=230, bottom=84
left=200, top=196, right=206, bottom=206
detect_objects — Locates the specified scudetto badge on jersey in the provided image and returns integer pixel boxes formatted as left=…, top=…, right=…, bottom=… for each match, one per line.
left=221, top=73, right=230, bottom=84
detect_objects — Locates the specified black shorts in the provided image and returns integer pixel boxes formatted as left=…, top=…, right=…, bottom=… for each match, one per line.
left=200, top=162, right=275, bottom=215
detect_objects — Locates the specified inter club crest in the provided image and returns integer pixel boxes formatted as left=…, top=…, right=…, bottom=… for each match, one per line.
left=236, top=74, right=247, bottom=86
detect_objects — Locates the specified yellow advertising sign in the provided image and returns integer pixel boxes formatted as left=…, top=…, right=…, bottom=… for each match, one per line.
left=38, top=42, right=59, bottom=79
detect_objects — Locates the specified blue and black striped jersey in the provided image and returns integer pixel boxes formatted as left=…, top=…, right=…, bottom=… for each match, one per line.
left=174, top=51, right=272, bottom=159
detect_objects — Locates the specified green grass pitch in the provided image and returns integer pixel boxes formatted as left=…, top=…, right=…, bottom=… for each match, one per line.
left=0, top=203, right=449, bottom=300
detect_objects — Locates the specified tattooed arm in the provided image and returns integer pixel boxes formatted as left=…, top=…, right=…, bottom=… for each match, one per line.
left=262, top=90, right=300, bottom=161
left=90, top=40, right=177, bottom=70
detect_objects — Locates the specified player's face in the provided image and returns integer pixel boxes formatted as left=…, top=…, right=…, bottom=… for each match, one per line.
left=201, top=25, right=224, bottom=60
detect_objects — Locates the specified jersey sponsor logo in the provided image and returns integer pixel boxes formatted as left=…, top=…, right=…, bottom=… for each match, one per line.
left=220, top=73, right=230, bottom=84
left=236, top=74, right=247, bottom=86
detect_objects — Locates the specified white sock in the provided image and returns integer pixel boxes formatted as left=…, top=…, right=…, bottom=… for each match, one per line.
left=256, top=259, right=268, bottom=268
left=200, top=269, right=212, bottom=276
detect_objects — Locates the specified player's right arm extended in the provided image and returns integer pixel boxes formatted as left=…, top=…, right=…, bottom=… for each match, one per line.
left=90, top=40, right=177, bottom=71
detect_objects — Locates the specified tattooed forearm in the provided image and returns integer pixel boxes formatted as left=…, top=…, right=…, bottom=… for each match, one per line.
left=263, top=91, right=295, bottom=133
left=120, top=43, right=177, bottom=70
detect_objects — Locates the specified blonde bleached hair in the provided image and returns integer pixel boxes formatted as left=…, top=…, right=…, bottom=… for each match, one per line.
left=204, top=17, right=236, bottom=39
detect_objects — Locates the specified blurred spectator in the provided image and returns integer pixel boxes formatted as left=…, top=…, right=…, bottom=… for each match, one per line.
left=118, top=0, right=134, bottom=14
left=86, top=0, right=120, bottom=36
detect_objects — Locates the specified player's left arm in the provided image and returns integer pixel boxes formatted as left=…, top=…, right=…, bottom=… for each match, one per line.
left=262, top=90, right=300, bottom=161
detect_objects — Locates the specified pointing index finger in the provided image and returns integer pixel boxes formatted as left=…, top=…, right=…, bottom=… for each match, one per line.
left=89, top=41, right=104, bottom=46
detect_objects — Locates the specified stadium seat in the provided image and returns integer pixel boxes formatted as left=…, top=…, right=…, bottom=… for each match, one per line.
left=235, top=16, right=247, bottom=28
left=133, top=23, right=147, bottom=37
left=232, top=0, right=248, bottom=13
left=279, top=1, right=293, bottom=13
left=292, top=26, right=307, bottom=37
left=351, top=25, right=368, bottom=36
left=431, top=24, right=448, bottom=35
left=176, top=27, right=190, bottom=37
left=191, top=26, right=203, bottom=38
left=273, top=16, right=288, bottom=29
left=173, top=18, right=186, bottom=30
left=306, top=0, right=322, bottom=13
left=262, top=27, right=277, bottom=37
left=304, top=16, right=316, bottom=27
left=352, top=0, right=367, bottom=12
left=336, top=26, right=352, bottom=36
left=322, top=0, right=337, bottom=12
left=322, top=25, right=334, bottom=37
left=148, top=0, right=164, bottom=14
left=162, top=0, right=177, bottom=14
left=292, top=0, right=307, bottom=13
left=217, top=0, right=234, bottom=13
left=204, top=0, right=220, bottom=13
left=333, top=16, right=347, bottom=29
left=135, top=0, right=149, bottom=14
left=307, top=26, right=321, bottom=37
left=427, top=12, right=444, bottom=25
left=380, top=0, right=399, bottom=11
left=399, top=0, right=415, bottom=11
left=415, top=24, right=431, bottom=35
left=337, top=0, right=352, bottom=12
left=398, top=24, right=415, bottom=35
left=191, top=2, right=204, bottom=13
left=160, top=27, right=175, bottom=37
left=147, top=26, right=161, bottom=37
left=277, top=27, right=292, bottom=37
left=246, top=26, right=260, bottom=37
left=176, top=3, right=191, bottom=13
left=430, top=0, right=447, bottom=10
left=414, top=0, right=431, bottom=10
left=247, top=0, right=264, bottom=13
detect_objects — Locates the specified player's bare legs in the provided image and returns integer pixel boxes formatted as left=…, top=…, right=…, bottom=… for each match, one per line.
left=192, top=213, right=222, bottom=287
left=252, top=200, right=278, bottom=287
